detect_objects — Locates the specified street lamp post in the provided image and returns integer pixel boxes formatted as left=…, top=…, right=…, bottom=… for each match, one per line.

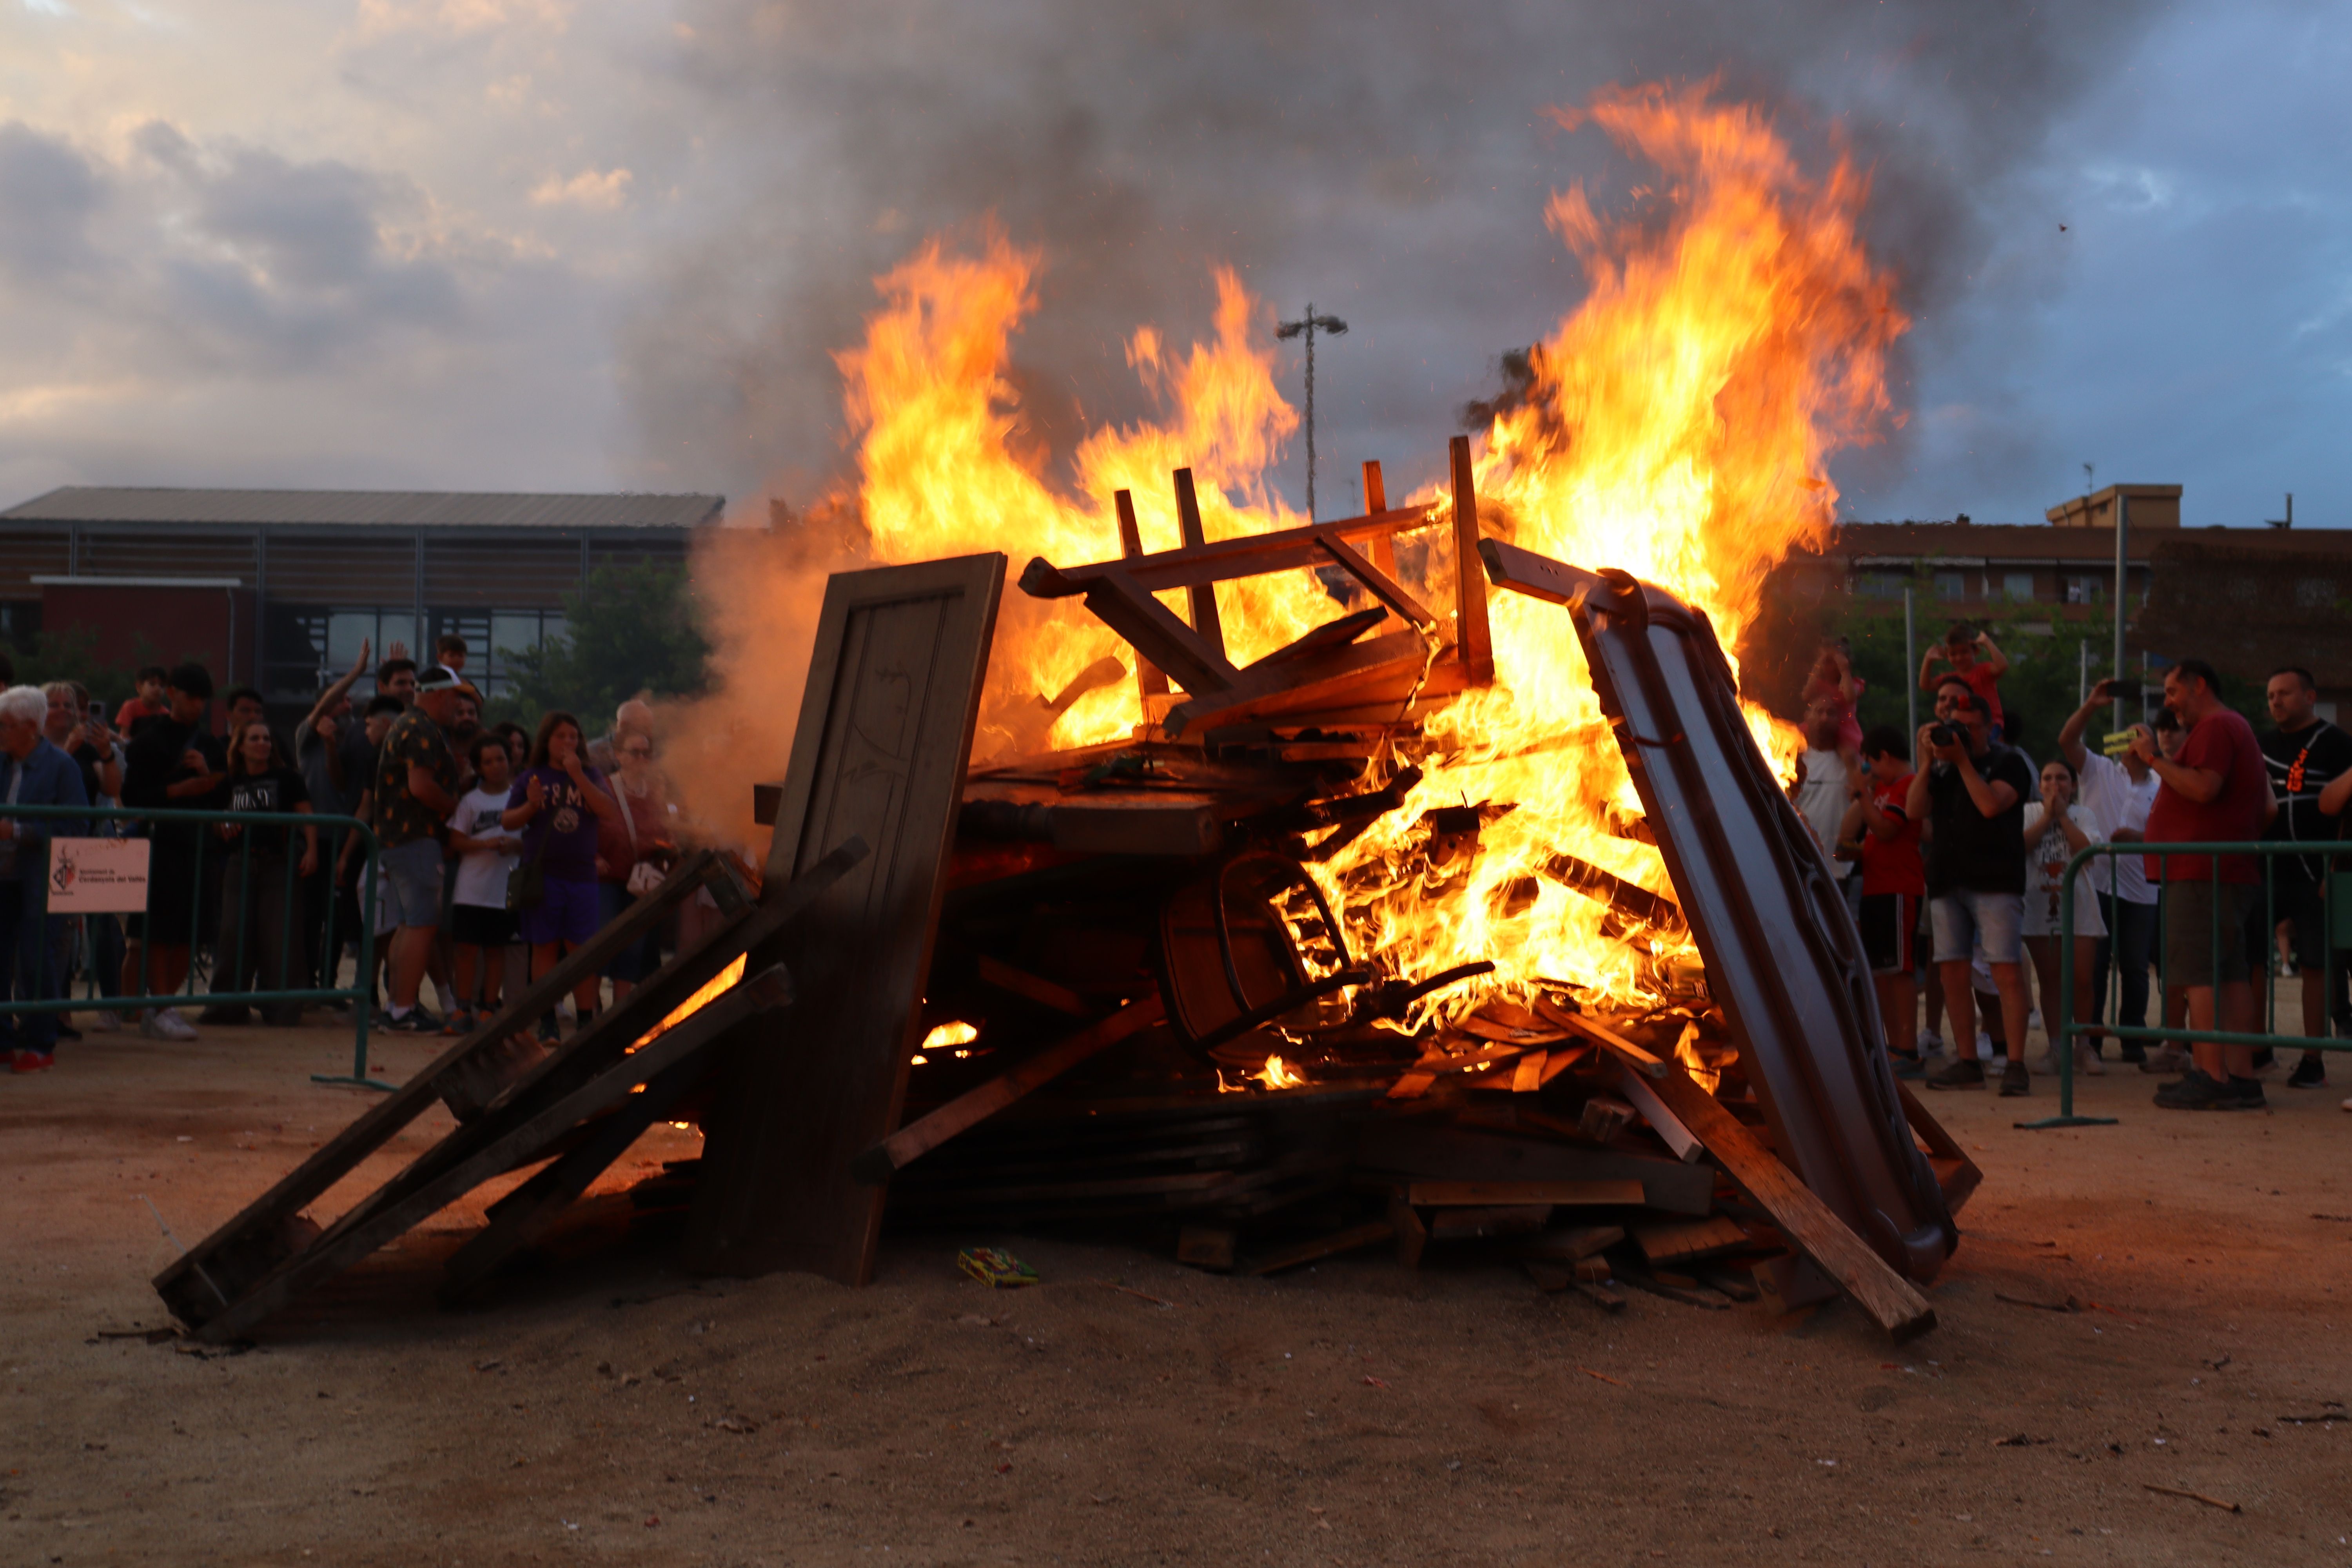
left=1275, top=305, right=1347, bottom=521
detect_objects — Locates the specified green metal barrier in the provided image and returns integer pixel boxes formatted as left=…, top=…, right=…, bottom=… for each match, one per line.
left=0, top=802, right=385, bottom=1091
left=2024, top=838, right=2347, bottom=1130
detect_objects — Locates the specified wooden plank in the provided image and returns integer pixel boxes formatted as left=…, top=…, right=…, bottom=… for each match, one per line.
left=1176, top=1226, right=1237, bottom=1271
left=1253, top=605, right=1390, bottom=667
left=1751, top=1252, right=1840, bottom=1314
left=152, top=851, right=740, bottom=1326
left=1896, top=1080, right=1983, bottom=1214
left=1448, top=435, right=1493, bottom=684
left=1164, top=628, right=1432, bottom=738
left=1510, top=1051, right=1546, bottom=1093
left=1316, top=534, right=1438, bottom=633
left=1388, top=1192, right=1427, bottom=1268
left=199, top=968, right=795, bottom=1342
left=1243, top=1219, right=1395, bottom=1276
left=1112, top=489, right=1170, bottom=699
left=1020, top=505, right=1440, bottom=599
left=687, top=553, right=1006, bottom=1286
left=975, top=955, right=1092, bottom=1016
left=1171, top=468, right=1225, bottom=658
left=1426, top=1204, right=1550, bottom=1240
left=1405, top=1180, right=1644, bottom=1208
left=1630, top=1214, right=1751, bottom=1266
left=1076, top=572, right=1239, bottom=696
left=1356, top=1122, right=1715, bottom=1216
left=1639, top=1064, right=1937, bottom=1342
left=1519, top=1223, right=1625, bottom=1261
left=1359, top=461, right=1397, bottom=579
left=1616, top=1066, right=1706, bottom=1163
left=850, top=995, right=1166, bottom=1181
left=1548, top=1008, right=1670, bottom=1077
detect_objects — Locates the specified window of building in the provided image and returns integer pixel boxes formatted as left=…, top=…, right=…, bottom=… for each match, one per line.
left=2002, top=572, right=2036, bottom=603
left=2062, top=575, right=2105, bottom=605
left=263, top=605, right=566, bottom=702
left=1853, top=571, right=1911, bottom=599
left=2296, top=578, right=2339, bottom=610
left=1933, top=570, right=1968, bottom=602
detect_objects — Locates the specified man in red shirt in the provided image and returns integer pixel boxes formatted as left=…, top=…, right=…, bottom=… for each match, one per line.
left=2135, top=659, right=2276, bottom=1109
left=1840, top=725, right=1926, bottom=1072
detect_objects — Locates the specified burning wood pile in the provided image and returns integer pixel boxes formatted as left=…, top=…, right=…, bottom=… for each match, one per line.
left=154, top=437, right=1975, bottom=1347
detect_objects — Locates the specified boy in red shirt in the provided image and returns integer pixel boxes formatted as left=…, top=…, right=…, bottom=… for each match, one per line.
left=1840, top=725, right=1926, bottom=1071
left=113, top=666, right=170, bottom=734
left=2136, top=658, right=2276, bottom=1109
left=1919, top=624, right=2010, bottom=739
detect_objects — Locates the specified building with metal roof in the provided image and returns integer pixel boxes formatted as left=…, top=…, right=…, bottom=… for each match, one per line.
left=0, top=486, right=724, bottom=706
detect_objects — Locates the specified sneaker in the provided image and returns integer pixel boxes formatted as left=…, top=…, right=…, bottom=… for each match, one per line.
left=2288, top=1054, right=2328, bottom=1089
left=2154, top=1067, right=2234, bottom=1110
left=11, top=1050, right=55, bottom=1074
left=2222, top=1074, right=2268, bottom=1111
left=142, top=1008, right=199, bottom=1042
left=2138, top=1045, right=2189, bottom=1075
left=440, top=1008, right=476, bottom=1037
left=1926, top=1058, right=1985, bottom=1091
left=1915, top=1029, right=1944, bottom=1058
left=87, top=1010, right=122, bottom=1033
left=1887, top=1050, right=1928, bottom=1079
left=385, top=1007, right=442, bottom=1034
left=2075, top=1041, right=2106, bottom=1077
left=2028, top=1051, right=2060, bottom=1077
left=1975, top=1032, right=1995, bottom=1060
left=1998, top=1059, right=2031, bottom=1097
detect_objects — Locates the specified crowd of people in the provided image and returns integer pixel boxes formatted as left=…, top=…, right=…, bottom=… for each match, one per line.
left=0, top=636, right=690, bottom=1071
left=1791, top=621, right=2351, bottom=1111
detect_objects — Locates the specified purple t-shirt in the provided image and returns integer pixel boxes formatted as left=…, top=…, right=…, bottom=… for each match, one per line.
left=509, top=764, right=610, bottom=883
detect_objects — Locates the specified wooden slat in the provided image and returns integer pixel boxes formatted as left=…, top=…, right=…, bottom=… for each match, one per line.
left=152, top=851, right=739, bottom=1325
left=975, top=955, right=1092, bottom=1016
left=686, top=553, right=1005, bottom=1286
left=1018, top=505, right=1440, bottom=598
left=1405, top=1180, right=1644, bottom=1208
left=1245, top=1220, right=1396, bottom=1276
left=1164, top=628, right=1432, bottom=738
left=1113, top=490, right=1170, bottom=699
left=1639, top=1064, right=1937, bottom=1342
left=1630, top=1214, right=1751, bottom=1265
left=200, top=969, right=793, bottom=1342
left=1171, top=468, right=1225, bottom=658
left=1252, top=605, right=1389, bottom=668
left=1076, top=571, right=1239, bottom=696
left=1316, top=534, right=1437, bottom=633
left=851, top=995, right=1165, bottom=1181
left=1359, top=461, right=1398, bottom=579
left=1448, top=436, right=1493, bottom=684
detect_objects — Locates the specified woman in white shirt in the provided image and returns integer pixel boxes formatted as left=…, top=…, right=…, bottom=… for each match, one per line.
left=2022, top=757, right=2107, bottom=1075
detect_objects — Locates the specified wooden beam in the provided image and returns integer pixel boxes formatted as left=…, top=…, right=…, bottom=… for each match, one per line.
left=1449, top=435, right=1494, bottom=684
left=1112, top=490, right=1170, bottom=699
left=1171, top=468, right=1225, bottom=658
left=1639, top=1064, right=1938, bottom=1342
left=1243, top=1219, right=1395, bottom=1277
left=1253, top=604, right=1389, bottom=668
left=1315, top=534, right=1438, bottom=633
left=975, top=955, right=1091, bottom=1017
left=1405, top=1180, right=1644, bottom=1208
left=1018, top=505, right=1439, bottom=599
left=1359, top=461, right=1398, bottom=578
left=1615, top=1066, right=1706, bottom=1163
left=850, top=995, right=1165, bottom=1183
left=1076, top=571, right=1239, bottom=697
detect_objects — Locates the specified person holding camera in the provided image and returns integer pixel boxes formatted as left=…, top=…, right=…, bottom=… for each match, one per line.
left=2258, top=667, right=2352, bottom=1088
left=1909, top=677, right=2037, bottom=1095
left=2057, top=679, right=2162, bottom=1064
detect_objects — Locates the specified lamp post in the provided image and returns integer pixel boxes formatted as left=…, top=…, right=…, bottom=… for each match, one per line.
left=1274, top=305, right=1347, bottom=521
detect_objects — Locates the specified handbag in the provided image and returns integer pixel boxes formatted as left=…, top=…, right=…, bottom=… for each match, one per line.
left=617, top=784, right=664, bottom=898
left=506, top=825, right=549, bottom=912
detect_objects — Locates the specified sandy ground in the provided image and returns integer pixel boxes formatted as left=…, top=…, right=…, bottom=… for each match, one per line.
left=4, top=1011, right=2352, bottom=1568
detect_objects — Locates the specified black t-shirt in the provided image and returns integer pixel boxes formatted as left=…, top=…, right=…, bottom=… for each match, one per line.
left=223, top=764, right=310, bottom=857
left=1923, top=742, right=2036, bottom=896
left=122, top=717, right=227, bottom=862
left=69, top=741, right=109, bottom=808
left=2260, top=719, right=2352, bottom=887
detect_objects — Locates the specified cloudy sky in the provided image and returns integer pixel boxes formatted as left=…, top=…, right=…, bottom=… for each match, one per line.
left=0, top=0, right=2342, bottom=531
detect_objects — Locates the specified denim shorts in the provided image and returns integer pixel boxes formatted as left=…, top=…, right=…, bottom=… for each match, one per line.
left=379, top=838, right=446, bottom=930
left=519, top=875, right=601, bottom=948
left=1930, top=888, right=2024, bottom=966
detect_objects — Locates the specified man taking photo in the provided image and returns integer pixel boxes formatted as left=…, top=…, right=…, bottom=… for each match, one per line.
left=374, top=665, right=466, bottom=1032
left=2136, top=659, right=2275, bottom=1110
left=2056, top=680, right=2163, bottom=1064
left=1910, top=677, right=2037, bottom=1096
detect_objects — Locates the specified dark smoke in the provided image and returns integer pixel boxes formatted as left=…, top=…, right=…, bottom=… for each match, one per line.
left=622, top=0, right=2158, bottom=511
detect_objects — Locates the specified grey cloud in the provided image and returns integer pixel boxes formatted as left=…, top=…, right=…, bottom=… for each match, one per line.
left=0, top=121, right=107, bottom=282
left=621, top=0, right=2163, bottom=509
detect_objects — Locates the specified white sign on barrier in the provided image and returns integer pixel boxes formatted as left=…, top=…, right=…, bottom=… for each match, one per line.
left=48, top=837, right=151, bottom=914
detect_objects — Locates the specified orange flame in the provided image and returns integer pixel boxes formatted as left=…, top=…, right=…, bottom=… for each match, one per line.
left=630, top=954, right=747, bottom=1052
left=806, top=82, right=1901, bottom=1022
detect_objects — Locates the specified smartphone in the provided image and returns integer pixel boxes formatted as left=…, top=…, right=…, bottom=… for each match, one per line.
left=2098, top=677, right=2144, bottom=701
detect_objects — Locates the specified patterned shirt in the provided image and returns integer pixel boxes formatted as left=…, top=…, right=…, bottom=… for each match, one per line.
left=373, top=708, right=457, bottom=850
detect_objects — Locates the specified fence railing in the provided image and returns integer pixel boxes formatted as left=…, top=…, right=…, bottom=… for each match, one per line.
left=2036, top=839, right=2347, bottom=1129
left=0, top=802, right=384, bottom=1090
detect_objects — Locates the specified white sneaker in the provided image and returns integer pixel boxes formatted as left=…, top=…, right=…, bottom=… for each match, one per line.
left=2075, top=1040, right=2106, bottom=1077
left=87, top=1010, right=123, bottom=1032
left=142, top=1008, right=199, bottom=1042
left=1975, top=1032, right=1996, bottom=1061
left=1915, top=1029, right=1943, bottom=1058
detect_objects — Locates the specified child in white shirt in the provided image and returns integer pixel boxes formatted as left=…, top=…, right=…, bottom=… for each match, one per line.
left=444, top=735, right=524, bottom=1034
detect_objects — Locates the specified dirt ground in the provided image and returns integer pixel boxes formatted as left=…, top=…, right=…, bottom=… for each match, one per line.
left=5, top=1013, right=2352, bottom=1568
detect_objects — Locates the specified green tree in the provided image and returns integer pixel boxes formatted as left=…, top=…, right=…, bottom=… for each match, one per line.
left=497, top=563, right=711, bottom=728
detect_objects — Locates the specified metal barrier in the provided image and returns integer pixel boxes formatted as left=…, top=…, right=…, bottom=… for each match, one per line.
left=0, top=802, right=384, bottom=1090
left=2030, top=839, right=2348, bottom=1129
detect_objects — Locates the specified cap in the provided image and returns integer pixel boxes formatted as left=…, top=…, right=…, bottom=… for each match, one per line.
left=416, top=665, right=464, bottom=694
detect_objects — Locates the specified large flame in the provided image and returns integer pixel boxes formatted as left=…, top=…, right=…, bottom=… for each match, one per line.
left=818, top=82, right=1903, bottom=1020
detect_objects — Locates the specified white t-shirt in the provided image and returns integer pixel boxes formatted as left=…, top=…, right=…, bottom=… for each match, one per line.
left=447, top=786, right=522, bottom=909
left=2074, top=751, right=2158, bottom=904
left=2020, top=801, right=2107, bottom=938
left=1793, top=749, right=1855, bottom=880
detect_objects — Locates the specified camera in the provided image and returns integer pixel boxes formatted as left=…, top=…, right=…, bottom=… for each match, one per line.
left=1927, top=723, right=1959, bottom=748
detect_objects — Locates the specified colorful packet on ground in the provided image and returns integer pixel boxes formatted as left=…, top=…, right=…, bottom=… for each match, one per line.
left=957, top=1247, right=1041, bottom=1288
